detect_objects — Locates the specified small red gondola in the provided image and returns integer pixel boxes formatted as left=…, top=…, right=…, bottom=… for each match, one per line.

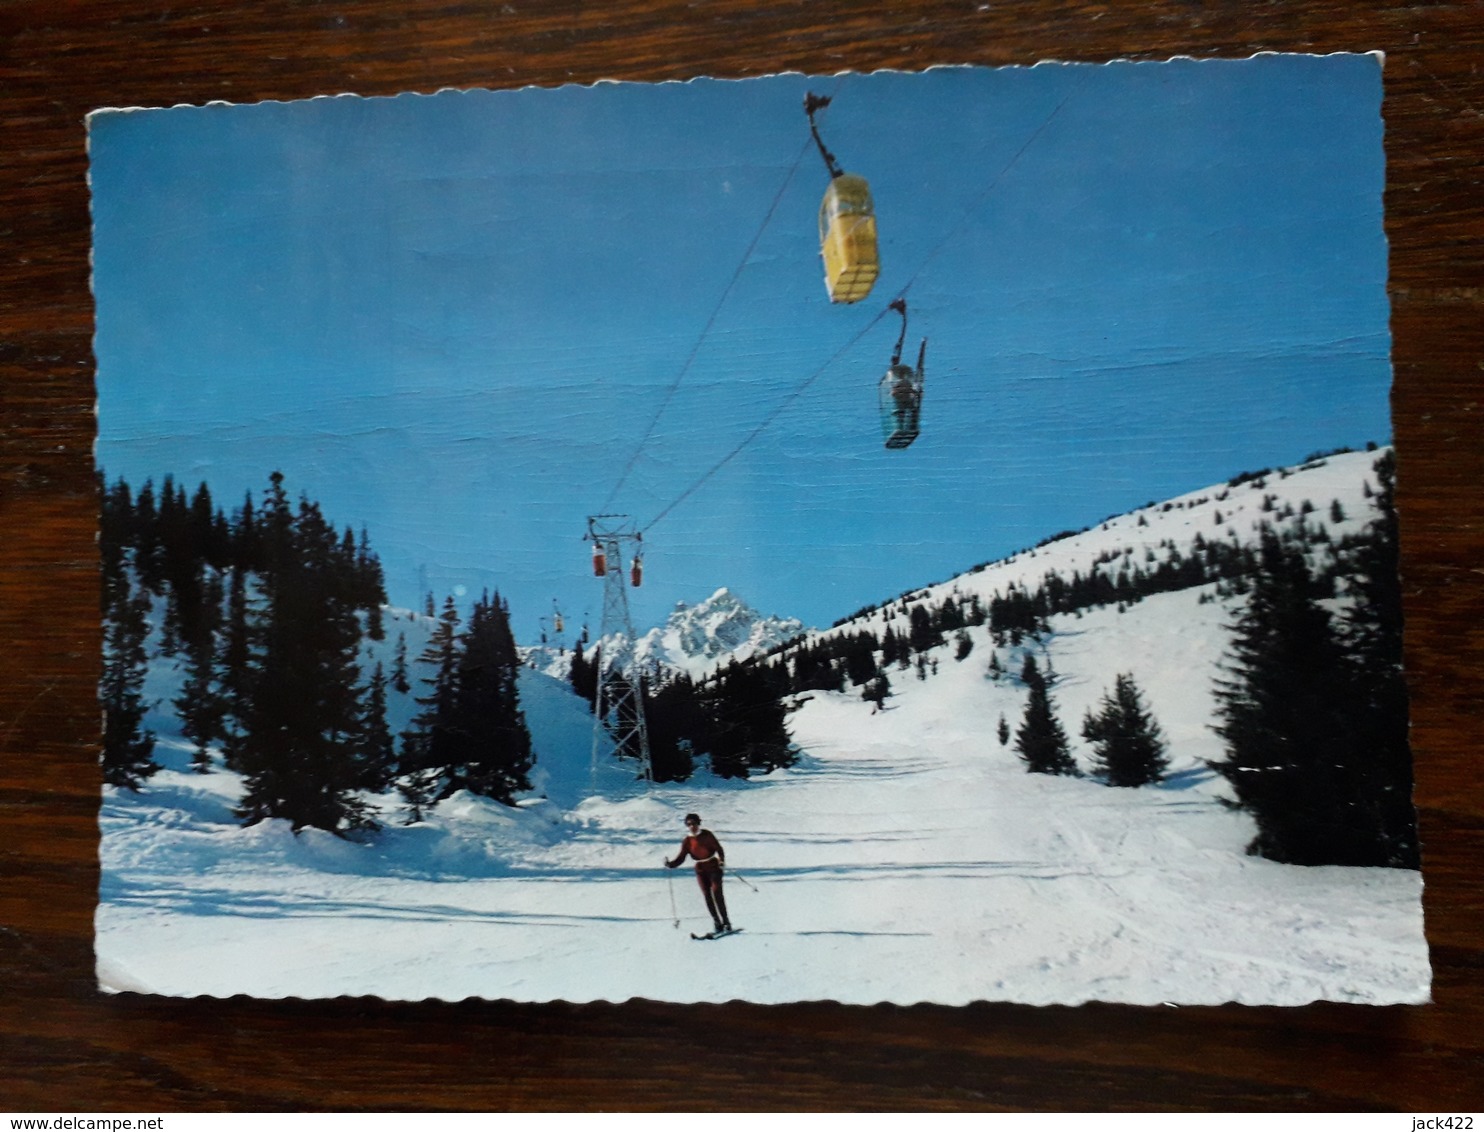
left=592, top=543, right=607, bottom=577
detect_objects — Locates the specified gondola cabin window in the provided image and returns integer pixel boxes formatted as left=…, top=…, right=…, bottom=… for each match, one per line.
left=818, top=174, right=879, bottom=304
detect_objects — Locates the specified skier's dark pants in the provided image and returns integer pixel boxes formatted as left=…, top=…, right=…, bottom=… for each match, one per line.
left=696, top=866, right=729, bottom=929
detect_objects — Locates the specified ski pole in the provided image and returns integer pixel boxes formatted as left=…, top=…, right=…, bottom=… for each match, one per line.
left=664, top=859, right=679, bottom=928
left=728, top=869, right=759, bottom=893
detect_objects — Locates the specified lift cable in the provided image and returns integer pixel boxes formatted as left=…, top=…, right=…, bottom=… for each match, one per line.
left=602, top=80, right=852, bottom=515
left=599, top=134, right=816, bottom=515
left=882, top=94, right=1071, bottom=335
left=640, top=302, right=895, bottom=534
left=638, top=94, right=1072, bottom=536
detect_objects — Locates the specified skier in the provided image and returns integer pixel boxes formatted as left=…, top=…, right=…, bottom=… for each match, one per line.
left=664, top=812, right=732, bottom=936
left=890, top=370, right=919, bottom=433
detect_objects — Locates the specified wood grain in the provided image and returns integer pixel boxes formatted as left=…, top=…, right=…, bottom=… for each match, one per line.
left=2, top=0, right=1481, bottom=1111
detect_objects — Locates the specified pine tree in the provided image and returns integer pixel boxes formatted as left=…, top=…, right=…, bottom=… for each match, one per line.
left=1082, top=673, right=1169, bottom=787
left=234, top=474, right=372, bottom=834
left=175, top=569, right=226, bottom=773
left=1014, top=654, right=1078, bottom=776
left=997, top=713, right=1010, bottom=746
left=842, top=631, right=880, bottom=687
left=441, top=592, right=533, bottom=804
left=231, top=490, right=259, bottom=573
left=132, top=479, right=162, bottom=593
left=645, top=673, right=703, bottom=784
left=954, top=630, right=974, bottom=661
left=880, top=625, right=903, bottom=668
left=568, top=640, right=598, bottom=705
left=706, top=662, right=795, bottom=778
left=357, top=662, right=398, bottom=791
left=908, top=604, right=942, bottom=653
left=391, top=631, right=411, bottom=695
left=216, top=566, right=252, bottom=770
left=1333, top=453, right=1419, bottom=867
left=1210, top=528, right=1394, bottom=866
left=101, top=566, right=158, bottom=790
left=188, top=481, right=227, bottom=569
left=398, top=767, right=439, bottom=825
left=356, top=527, right=387, bottom=642
left=157, top=477, right=207, bottom=660
left=100, top=475, right=132, bottom=582
left=155, top=485, right=183, bottom=656
left=400, top=594, right=462, bottom=793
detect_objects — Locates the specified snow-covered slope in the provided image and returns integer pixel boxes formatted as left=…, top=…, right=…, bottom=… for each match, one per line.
left=97, top=448, right=1429, bottom=1006
left=814, top=449, right=1374, bottom=649
left=781, top=448, right=1389, bottom=780
left=519, top=642, right=578, bottom=680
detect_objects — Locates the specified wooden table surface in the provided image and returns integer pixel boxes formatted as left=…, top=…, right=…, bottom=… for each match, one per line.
left=2, top=0, right=1481, bottom=1112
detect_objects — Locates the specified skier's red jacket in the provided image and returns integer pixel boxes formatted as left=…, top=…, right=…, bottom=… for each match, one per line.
left=668, top=830, right=725, bottom=873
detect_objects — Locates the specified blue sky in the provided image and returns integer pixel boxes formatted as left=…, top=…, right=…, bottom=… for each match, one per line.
left=90, top=54, right=1391, bottom=639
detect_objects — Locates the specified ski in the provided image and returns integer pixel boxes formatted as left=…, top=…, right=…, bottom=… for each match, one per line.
left=690, top=927, right=742, bottom=941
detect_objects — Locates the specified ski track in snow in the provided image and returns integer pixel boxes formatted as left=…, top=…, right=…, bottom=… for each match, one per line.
left=97, top=450, right=1430, bottom=1005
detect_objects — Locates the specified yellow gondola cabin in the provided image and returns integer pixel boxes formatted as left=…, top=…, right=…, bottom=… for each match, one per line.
left=819, top=174, right=880, bottom=304
left=805, top=92, right=880, bottom=304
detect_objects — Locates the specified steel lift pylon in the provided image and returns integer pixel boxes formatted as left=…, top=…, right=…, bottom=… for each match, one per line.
left=586, top=515, right=653, bottom=787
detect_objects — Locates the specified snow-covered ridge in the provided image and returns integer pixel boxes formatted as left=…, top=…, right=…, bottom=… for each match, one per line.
left=809, top=446, right=1385, bottom=649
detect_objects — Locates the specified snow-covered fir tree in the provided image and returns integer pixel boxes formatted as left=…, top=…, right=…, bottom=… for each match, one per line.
left=644, top=672, right=702, bottom=783
left=391, top=631, right=410, bottom=695
left=1082, top=672, right=1169, bottom=787
left=1332, top=452, right=1418, bottom=868
left=100, top=566, right=158, bottom=790
left=705, top=659, right=795, bottom=778
left=356, top=662, right=397, bottom=792
left=174, top=570, right=225, bottom=773
left=1014, top=654, right=1078, bottom=776
left=1211, top=454, right=1418, bottom=868
left=400, top=594, right=462, bottom=798
left=233, top=477, right=374, bottom=834
left=441, top=591, right=533, bottom=805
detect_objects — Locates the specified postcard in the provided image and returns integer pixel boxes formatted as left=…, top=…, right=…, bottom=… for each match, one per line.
left=90, top=54, right=1429, bottom=1004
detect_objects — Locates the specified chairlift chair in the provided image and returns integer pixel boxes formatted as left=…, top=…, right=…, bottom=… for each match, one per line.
left=878, top=298, right=925, bottom=449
